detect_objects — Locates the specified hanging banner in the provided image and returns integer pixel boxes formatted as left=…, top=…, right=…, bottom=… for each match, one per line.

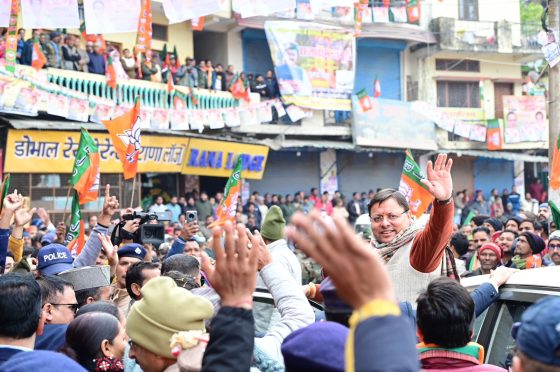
left=5, top=0, right=18, bottom=73
left=83, top=0, right=141, bottom=34
left=503, top=96, right=547, bottom=143
left=352, top=97, right=437, bottom=150
left=135, top=0, right=153, bottom=54
left=487, top=119, right=503, bottom=150
left=320, top=149, right=338, bottom=195
left=233, top=0, right=296, bottom=18
left=191, top=17, right=205, bottom=31
left=265, top=21, right=355, bottom=111
left=162, top=0, right=220, bottom=24
left=21, top=0, right=80, bottom=28
left=89, top=96, right=115, bottom=123
left=67, top=95, right=89, bottom=122
left=0, top=0, right=10, bottom=27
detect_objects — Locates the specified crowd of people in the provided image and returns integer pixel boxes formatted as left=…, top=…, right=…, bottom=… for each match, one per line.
left=0, top=154, right=559, bottom=372
left=0, top=28, right=281, bottom=99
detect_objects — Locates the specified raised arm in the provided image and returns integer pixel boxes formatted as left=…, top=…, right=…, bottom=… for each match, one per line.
left=0, top=191, right=24, bottom=271
left=74, top=184, right=118, bottom=267
left=411, top=154, right=455, bottom=273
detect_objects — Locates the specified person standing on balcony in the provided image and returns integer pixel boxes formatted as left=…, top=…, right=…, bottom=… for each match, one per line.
left=265, top=69, right=280, bottom=98
left=45, top=32, right=62, bottom=69
left=205, top=59, right=215, bottom=89
left=86, top=42, right=105, bottom=75
left=21, top=29, right=40, bottom=66
left=149, top=54, right=163, bottom=83
left=213, top=64, right=227, bottom=92
left=61, top=35, right=81, bottom=71
left=121, top=49, right=137, bottom=79
left=196, top=60, right=207, bottom=89
left=139, top=54, right=157, bottom=81
left=75, top=40, right=89, bottom=73
left=254, top=74, right=269, bottom=98
left=225, top=64, right=235, bottom=90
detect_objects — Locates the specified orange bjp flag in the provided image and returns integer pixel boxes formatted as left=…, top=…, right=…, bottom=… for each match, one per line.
left=551, top=132, right=560, bottom=190
left=398, top=150, right=434, bottom=218
left=102, top=99, right=142, bottom=180
left=106, top=55, right=117, bottom=89
left=31, top=39, right=46, bottom=71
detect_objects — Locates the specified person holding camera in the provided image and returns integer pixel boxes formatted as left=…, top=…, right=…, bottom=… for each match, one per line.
left=165, top=213, right=202, bottom=260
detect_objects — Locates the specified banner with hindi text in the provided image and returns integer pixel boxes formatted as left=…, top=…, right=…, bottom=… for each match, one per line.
left=265, top=21, right=355, bottom=111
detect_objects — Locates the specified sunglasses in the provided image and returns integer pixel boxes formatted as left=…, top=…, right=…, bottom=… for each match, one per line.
left=51, top=303, right=79, bottom=314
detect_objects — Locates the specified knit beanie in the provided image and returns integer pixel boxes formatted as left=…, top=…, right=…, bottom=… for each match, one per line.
left=126, top=276, right=214, bottom=359
left=479, top=242, right=503, bottom=259
left=260, top=206, right=286, bottom=241
left=549, top=231, right=560, bottom=243
left=521, top=232, right=546, bottom=254
left=484, top=218, right=503, bottom=232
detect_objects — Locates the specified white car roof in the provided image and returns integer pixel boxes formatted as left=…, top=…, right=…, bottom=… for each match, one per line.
left=461, top=266, right=560, bottom=291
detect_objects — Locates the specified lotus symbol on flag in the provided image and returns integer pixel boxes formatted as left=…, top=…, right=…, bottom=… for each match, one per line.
left=117, top=116, right=142, bottom=163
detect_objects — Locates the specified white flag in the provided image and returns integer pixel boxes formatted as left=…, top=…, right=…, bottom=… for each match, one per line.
left=83, top=0, right=140, bottom=34
left=0, top=0, right=10, bottom=27
left=162, top=0, right=221, bottom=24
left=233, top=0, right=296, bottom=18
left=21, top=0, right=80, bottom=28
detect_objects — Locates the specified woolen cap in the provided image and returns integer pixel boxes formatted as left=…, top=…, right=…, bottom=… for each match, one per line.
left=260, top=206, right=285, bottom=241
left=549, top=231, right=560, bottom=243
left=513, top=296, right=560, bottom=367
left=521, top=232, right=546, bottom=254
left=281, top=321, right=348, bottom=372
left=479, top=242, right=502, bottom=259
left=126, top=276, right=214, bottom=359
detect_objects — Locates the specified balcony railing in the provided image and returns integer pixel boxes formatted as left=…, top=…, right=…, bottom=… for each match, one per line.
left=47, top=68, right=245, bottom=111
left=431, top=17, right=542, bottom=54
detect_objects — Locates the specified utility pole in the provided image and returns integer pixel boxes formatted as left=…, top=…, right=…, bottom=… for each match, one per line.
left=549, top=0, right=560, bottom=203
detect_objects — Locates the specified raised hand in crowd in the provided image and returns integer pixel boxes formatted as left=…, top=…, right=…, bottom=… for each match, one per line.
left=12, top=202, right=37, bottom=239
left=36, top=207, right=52, bottom=228
left=420, top=153, right=454, bottom=201
left=0, top=190, right=25, bottom=229
left=489, top=266, right=518, bottom=287
left=98, top=184, right=119, bottom=226
left=246, top=229, right=272, bottom=271
left=180, top=220, right=200, bottom=241
left=201, top=221, right=258, bottom=310
left=98, top=233, right=118, bottom=277
left=287, top=210, right=395, bottom=309
left=55, top=221, right=66, bottom=243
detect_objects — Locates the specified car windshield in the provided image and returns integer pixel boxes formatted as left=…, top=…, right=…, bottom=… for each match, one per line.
left=485, top=301, right=532, bottom=369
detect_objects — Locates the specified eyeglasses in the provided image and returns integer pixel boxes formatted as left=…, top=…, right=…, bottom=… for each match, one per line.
left=51, top=303, right=79, bottom=314
left=549, top=244, right=560, bottom=250
left=370, top=210, right=407, bottom=224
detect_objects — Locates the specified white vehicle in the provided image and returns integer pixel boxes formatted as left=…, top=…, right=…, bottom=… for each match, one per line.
left=462, top=266, right=560, bottom=369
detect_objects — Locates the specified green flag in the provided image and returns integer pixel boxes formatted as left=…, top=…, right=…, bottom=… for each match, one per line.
left=65, top=190, right=85, bottom=254
left=70, top=128, right=100, bottom=205
left=462, top=209, right=476, bottom=227
left=210, top=157, right=243, bottom=227
left=550, top=200, right=560, bottom=230
left=0, top=174, right=11, bottom=210
left=160, top=43, right=168, bottom=63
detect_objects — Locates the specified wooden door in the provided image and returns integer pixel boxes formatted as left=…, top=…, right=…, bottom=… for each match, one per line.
left=494, top=83, right=514, bottom=119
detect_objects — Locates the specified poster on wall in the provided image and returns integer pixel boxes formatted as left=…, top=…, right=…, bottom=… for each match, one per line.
left=265, top=20, right=355, bottom=111
left=503, top=95, right=547, bottom=143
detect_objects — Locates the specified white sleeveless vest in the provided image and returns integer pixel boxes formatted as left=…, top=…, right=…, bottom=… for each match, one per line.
left=385, top=238, right=442, bottom=306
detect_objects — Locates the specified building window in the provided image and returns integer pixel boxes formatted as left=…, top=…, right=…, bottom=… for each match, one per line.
left=437, top=81, right=481, bottom=108
left=152, top=24, right=168, bottom=41
left=459, top=0, right=478, bottom=21
left=435, top=59, right=480, bottom=72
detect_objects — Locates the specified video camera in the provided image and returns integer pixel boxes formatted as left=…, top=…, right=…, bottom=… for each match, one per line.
left=111, top=211, right=172, bottom=247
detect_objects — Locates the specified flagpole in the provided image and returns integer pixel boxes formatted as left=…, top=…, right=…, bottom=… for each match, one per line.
left=62, top=185, right=72, bottom=223
left=130, top=175, right=137, bottom=209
